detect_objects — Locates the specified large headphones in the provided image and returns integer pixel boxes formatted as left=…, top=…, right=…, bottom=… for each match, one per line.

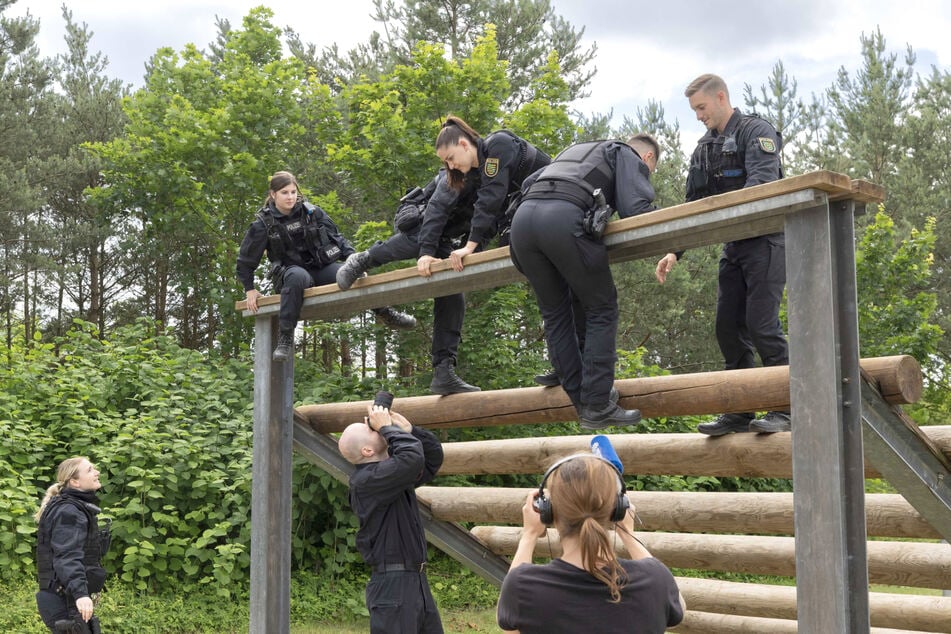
left=533, top=453, right=629, bottom=526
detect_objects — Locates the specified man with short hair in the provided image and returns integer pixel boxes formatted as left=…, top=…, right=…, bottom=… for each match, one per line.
left=338, top=405, right=444, bottom=633
left=509, top=133, right=672, bottom=429
left=657, top=73, right=789, bottom=435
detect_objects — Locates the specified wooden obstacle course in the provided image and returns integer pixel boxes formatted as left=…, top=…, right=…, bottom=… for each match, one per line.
left=241, top=171, right=951, bottom=633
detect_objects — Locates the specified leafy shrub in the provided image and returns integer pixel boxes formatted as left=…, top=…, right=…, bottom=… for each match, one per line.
left=1, top=319, right=368, bottom=597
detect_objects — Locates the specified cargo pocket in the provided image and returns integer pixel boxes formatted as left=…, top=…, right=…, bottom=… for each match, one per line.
left=366, top=575, right=403, bottom=632
left=766, top=235, right=786, bottom=284
left=574, top=233, right=609, bottom=274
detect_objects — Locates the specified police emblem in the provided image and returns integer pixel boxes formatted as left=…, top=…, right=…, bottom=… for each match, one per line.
left=484, top=158, right=500, bottom=177
left=757, top=137, right=777, bottom=153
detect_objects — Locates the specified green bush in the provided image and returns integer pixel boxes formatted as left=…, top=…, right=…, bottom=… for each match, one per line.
left=0, top=319, right=364, bottom=597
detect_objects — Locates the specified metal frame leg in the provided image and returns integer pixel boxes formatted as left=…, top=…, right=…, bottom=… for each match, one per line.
left=786, top=199, right=870, bottom=632
left=250, top=317, right=293, bottom=634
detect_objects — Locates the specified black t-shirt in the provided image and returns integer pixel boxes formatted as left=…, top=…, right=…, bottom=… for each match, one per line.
left=497, top=557, right=683, bottom=634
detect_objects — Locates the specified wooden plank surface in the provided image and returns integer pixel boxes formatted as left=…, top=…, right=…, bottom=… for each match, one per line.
left=235, top=171, right=867, bottom=315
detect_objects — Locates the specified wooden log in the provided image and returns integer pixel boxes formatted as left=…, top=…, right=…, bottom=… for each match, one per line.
left=415, top=488, right=941, bottom=539
left=469, top=527, right=951, bottom=589
left=675, top=577, right=951, bottom=632
left=431, top=426, right=951, bottom=479
left=670, top=610, right=933, bottom=634
left=671, top=611, right=797, bottom=634
left=925, top=425, right=951, bottom=464
left=296, top=356, right=922, bottom=433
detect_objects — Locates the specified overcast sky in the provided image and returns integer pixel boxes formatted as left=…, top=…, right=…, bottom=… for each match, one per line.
left=10, top=0, right=951, bottom=152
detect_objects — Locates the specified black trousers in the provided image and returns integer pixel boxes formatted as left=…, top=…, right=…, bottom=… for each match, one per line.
left=365, top=570, right=443, bottom=634
left=36, top=589, right=100, bottom=633
left=509, top=199, right=618, bottom=408
left=278, top=262, right=341, bottom=332
left=716, top=234, right=789, bottom=370
left=367, top=231, right=465, bottom=367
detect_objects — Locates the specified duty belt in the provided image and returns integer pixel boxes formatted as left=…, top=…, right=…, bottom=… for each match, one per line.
left=372, top=562, right=427, bottom=574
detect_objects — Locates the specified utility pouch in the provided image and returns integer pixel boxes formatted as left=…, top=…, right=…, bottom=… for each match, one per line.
left=394, top=203, right=424, bottom=233
left=316, top=226, right=341, bottom=265
left=317, top=243, right=341, bottom=265
left=687, top=164, right=709, bottom=197
left=268, top=263, right=287, bottom=294
left=86, top=566, right=107, bottom=594
left=582, top=188, right=611, bottom=240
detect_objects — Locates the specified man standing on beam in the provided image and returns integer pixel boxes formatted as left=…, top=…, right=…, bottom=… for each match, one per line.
left=657, top=73, right=790, bottom=436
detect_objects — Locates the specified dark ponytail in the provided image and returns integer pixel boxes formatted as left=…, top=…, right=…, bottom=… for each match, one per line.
left=435, top=115, right=482, bottom=190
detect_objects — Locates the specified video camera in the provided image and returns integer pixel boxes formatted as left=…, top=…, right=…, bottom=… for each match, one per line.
left=373, top=391, right=394, bottom=410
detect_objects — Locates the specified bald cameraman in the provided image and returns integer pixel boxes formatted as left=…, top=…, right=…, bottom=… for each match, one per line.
left=338, top=403, right=444, bottom=633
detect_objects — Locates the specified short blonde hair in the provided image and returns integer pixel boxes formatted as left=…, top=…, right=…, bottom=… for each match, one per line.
left=685, top=73, right=729, bottom=99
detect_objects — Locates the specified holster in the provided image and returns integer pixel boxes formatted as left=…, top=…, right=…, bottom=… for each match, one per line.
left=581, top=188, right=611, bottom=240
left=268, top=263, right=287, bottom=294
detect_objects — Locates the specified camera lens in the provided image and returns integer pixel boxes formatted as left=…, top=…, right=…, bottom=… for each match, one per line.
left=373, top=391, right=394, bottom=410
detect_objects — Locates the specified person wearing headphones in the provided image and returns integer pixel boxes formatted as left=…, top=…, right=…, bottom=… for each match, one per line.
left=497, top=454, right=684, bottom=633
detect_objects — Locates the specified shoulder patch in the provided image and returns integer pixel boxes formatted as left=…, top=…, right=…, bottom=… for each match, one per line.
left=757, top=137, right=777, bottom=153
left=484, top=158, right=499, bottom=178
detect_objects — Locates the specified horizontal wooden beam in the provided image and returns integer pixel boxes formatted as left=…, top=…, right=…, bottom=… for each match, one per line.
left=470, top=526, right=951, bottom=589
left=427, top=426, right=951, bottom=479
left=671, top=610, right=933, bottom=634
left=672, top=611, right=798, bottom=634
left=296, top=355, right=922, bottom=433
left=675, top=577, right=951, bottom=633
left=415, top=488, right=940, bottom=539
left=236, top=172, right=870, bottom=320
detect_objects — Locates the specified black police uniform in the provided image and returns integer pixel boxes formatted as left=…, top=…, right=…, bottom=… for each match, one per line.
left=36, top=489, right=110, bottom=634
left=236, top=199, right=355, bottom=333
left=509, top=140, right=656, bottom=410
left=465, top=130, right=551, bottom=248
left=358, top=170, right=478, bottom=367
left=348, top=425, right=444, bottom=633
left=686, top=109, right=788, bottom=374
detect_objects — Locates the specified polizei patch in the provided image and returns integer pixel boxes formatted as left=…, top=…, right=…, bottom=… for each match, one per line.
left=757, top=137, right=777, bottom=153
left=484, top=158, right=500, bottom=177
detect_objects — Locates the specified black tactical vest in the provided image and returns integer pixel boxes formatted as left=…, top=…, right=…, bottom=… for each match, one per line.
left=690, top=114, right=784, bottom=199
left=257, top=202, right=337, bottom=266
left=37, top=496, right=111, bottom=593
left=524, top=140, right=616, bottom=208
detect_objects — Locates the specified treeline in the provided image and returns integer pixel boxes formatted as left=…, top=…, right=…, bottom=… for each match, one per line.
left=0, top=0, right=949, bottom=595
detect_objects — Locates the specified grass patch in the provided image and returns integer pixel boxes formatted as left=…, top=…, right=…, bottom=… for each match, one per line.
left=3, top=553, right=500, bottom=633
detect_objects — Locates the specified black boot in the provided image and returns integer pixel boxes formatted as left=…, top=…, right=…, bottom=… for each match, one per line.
left=697, top=413, right=754, bottom=436
left=373, top=306, right=417, bottom=330
left=336, top=250, right=372, bottom=290
left=430, top=359, right=481, bottom=395
left=578, top=402, right=641, bottom=430
left=273, top=330, right=295, bottom=362
left=749, top=411, right=791, bottom=433
left=533, top=369, right=560, bottom=386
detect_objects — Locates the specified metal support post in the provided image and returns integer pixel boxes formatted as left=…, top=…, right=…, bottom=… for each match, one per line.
left=785, top=198, right=870, bottom=632
left=249, top=317, right=294, bottom=634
